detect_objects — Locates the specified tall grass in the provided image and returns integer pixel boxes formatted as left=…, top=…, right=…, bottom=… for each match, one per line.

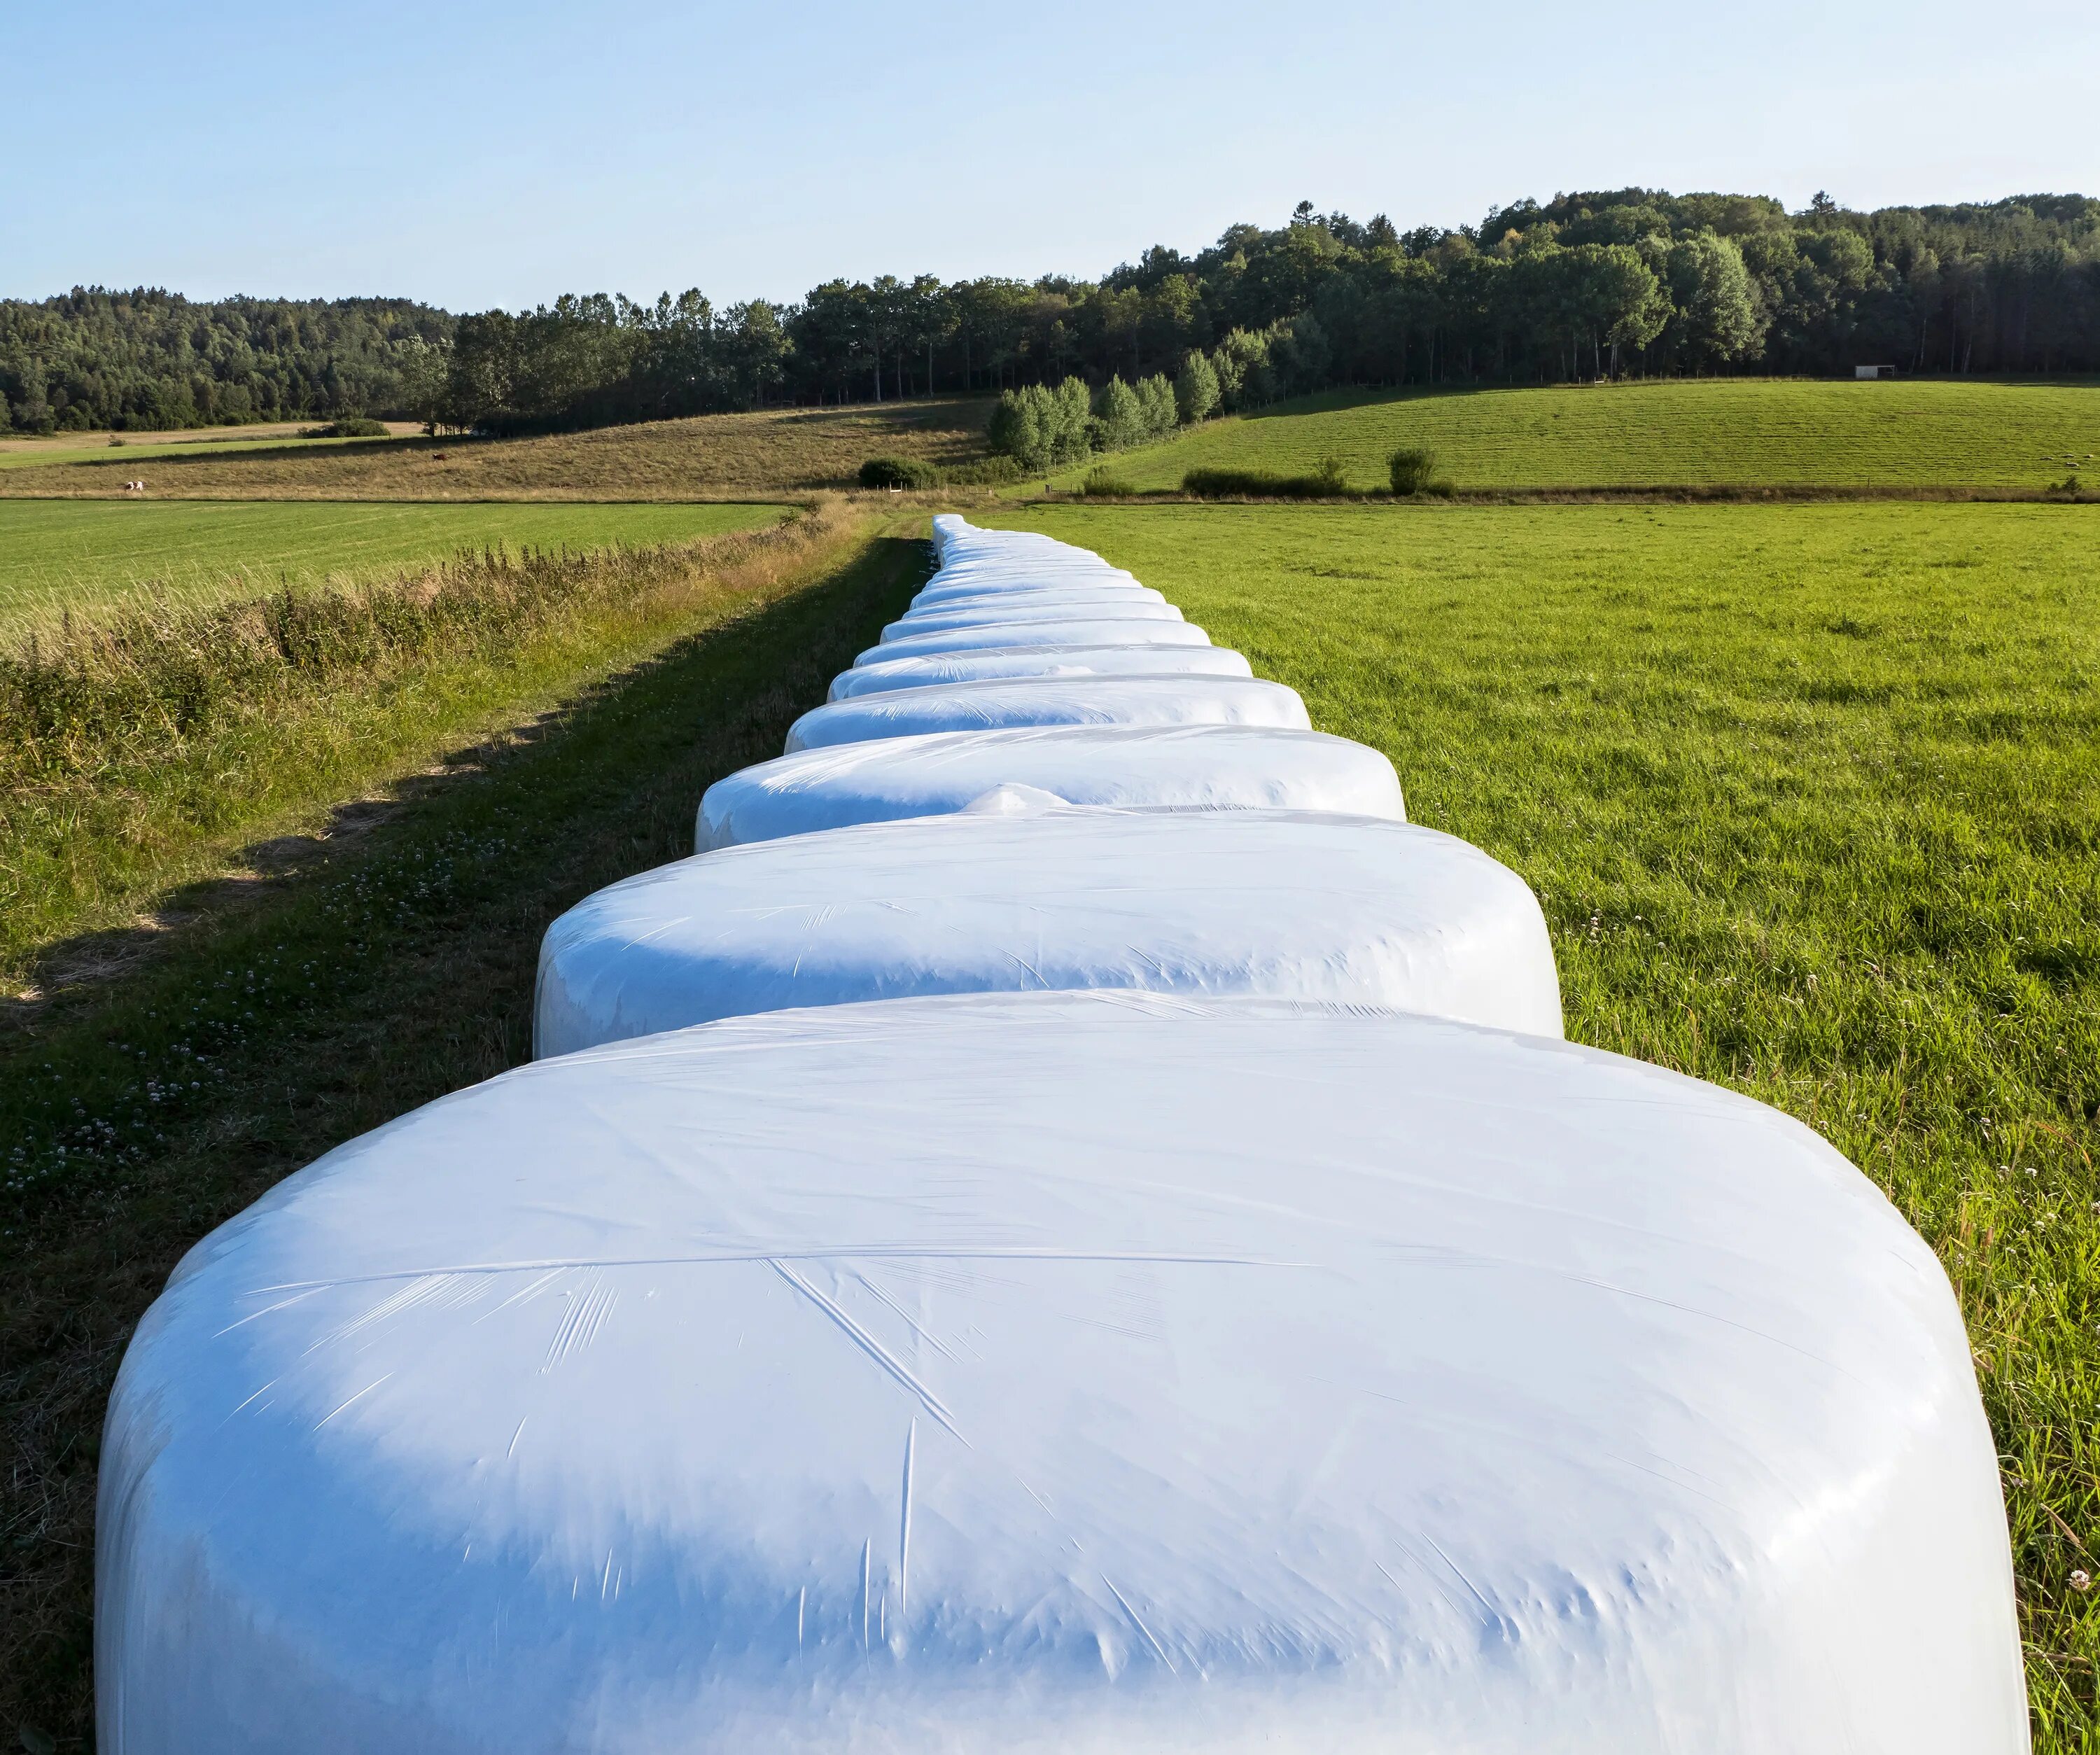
left=1, top=504, right=855, bottom=985
left=1182, top=458, right=1354, bottom=498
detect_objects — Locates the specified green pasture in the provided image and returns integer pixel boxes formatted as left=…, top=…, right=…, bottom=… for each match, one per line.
left=0, top=498, right=790, bottom=629
left=1048, top=377, right=2100, bottom=492
left=988, top=499, right=2100, bottom=1743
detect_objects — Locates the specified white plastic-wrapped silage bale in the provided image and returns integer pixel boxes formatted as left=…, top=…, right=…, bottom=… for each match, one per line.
left=881, top=601, right=1184, bottom=641
left=698, top=724, right=1404, bottom=849
left=852, top=618, right=1214, bottom=665
left=536, top=804, right=1559, bottom=1054
left=829, top=643, right=1254, bottom=701
left=785, top=673, right=1309, bottom=753
left=100, top=991, right=2026, bottom=1755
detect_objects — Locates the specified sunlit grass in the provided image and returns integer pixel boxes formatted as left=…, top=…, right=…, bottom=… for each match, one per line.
left=1046, top=377, right=2100, bottom=493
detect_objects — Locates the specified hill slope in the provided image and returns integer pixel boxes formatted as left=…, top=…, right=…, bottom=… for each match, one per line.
left=1055, top=379, right=2100, bottom=492
left=0, top=398, right=996, bottom=501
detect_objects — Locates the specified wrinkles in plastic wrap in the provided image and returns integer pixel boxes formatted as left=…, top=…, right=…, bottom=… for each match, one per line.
left=536, top=805, right=1558, bottom=1054
left=99, top=993, right=2026, bottom=1755
left=853, top=617, right=1215, bottom=667
left=883, top=601, right=1186, bottom=641
left=896, top=582, right=1166, bottom=615
left=908, top=571, right=1159, bottom=601
left=829, top=644, right=1252, bottom=702
left=696, top=725, right=1407, bottom=851
left=785, top=674, right=1310, bottom=755
left=906, top=581, right=1161, bottom=614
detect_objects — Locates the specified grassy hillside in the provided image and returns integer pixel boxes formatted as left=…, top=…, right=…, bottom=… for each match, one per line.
left=1049, top=378, right=2100, bottom=493
left=0, top=397, right=995, bottom=501
left=0, top=499, right=788, bottom=629
left=988, top=500, right=2100, bottom=1747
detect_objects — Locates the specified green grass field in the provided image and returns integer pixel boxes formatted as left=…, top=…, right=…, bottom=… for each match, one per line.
left=0, top=498, right=790, bottom=629
left=1047, top=378, right=2100, bottom=493
left=4, top=374, right=2096, bottom=1751
left=988, top=500, right=2100, bottom=1745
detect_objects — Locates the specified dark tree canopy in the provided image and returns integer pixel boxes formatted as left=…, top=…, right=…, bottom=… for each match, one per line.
left=0, top=287, right=449, bottom=433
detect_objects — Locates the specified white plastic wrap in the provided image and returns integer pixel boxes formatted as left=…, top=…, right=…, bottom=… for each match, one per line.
left=785, top=674, right=1310, bottom=753
left=100, top=991, right=2025, bottom=1755
left=908, top=580, right=1158, bottom=612
left=853, top=620, right=1213, bottom=666
left=697, top=725, right=1406, bottom=850
left=829, top=644, right=1254, bottom=701
left=882, top=601, right=1184, bottom=642
left=919, top=562, right=1138, bottom=592
left=895, top=587, right=1176, bottom=617
left=537, top=806, right=1558, bottom=1054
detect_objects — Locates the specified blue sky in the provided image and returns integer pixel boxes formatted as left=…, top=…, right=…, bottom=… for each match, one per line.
left=5, top=0, right=2096, bottom=310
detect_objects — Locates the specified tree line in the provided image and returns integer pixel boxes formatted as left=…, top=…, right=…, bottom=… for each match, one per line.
left=0, top=287, right=449, bottom=433
left=6, top=189, right=2098, bottom=436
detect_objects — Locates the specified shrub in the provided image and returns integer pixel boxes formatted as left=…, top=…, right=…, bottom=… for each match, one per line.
left=1182, top=463, right=1362, bottom=499
left=1135, top=373, right=1178, bottom=439
left=1211, top=328, right=1281, bottom=411
left=1390, top=446, right=1439, bottom=494
left=988, top=379, right=1092, bottom=471
left=1173, top=351, right=1220, bottom=424
left=941, top=456, right=1023, bottom=487
left=1271, top=313, right=1332, bottom=396
left=858, top=454, right=944, bottom=489
left=1091, top=376, right=1146, bottom=452
left=301, top=417, right=391, bottom=439
left=1081, top=466, right=1138, bottom=497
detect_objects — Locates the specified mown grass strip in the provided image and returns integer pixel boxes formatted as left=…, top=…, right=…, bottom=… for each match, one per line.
left=0, top=499, right=788, bottom=630
left=0, top=524, right=930, bottom=1748
left=990, top=500, right=2100, bottom=1749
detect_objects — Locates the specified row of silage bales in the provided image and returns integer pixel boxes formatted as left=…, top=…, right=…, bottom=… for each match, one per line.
left=97, top=515, right=2028, bottom=1754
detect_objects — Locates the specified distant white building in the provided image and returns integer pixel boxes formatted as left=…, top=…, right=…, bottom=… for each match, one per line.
left=1855, top=364, right=1897, bottom=379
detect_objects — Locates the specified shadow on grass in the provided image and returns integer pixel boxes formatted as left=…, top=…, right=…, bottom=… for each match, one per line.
left=0, top=533, right=930, bottom=1751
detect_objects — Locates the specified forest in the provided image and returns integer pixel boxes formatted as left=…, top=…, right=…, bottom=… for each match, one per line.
left=5, top=188, right=2097, bottom=436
